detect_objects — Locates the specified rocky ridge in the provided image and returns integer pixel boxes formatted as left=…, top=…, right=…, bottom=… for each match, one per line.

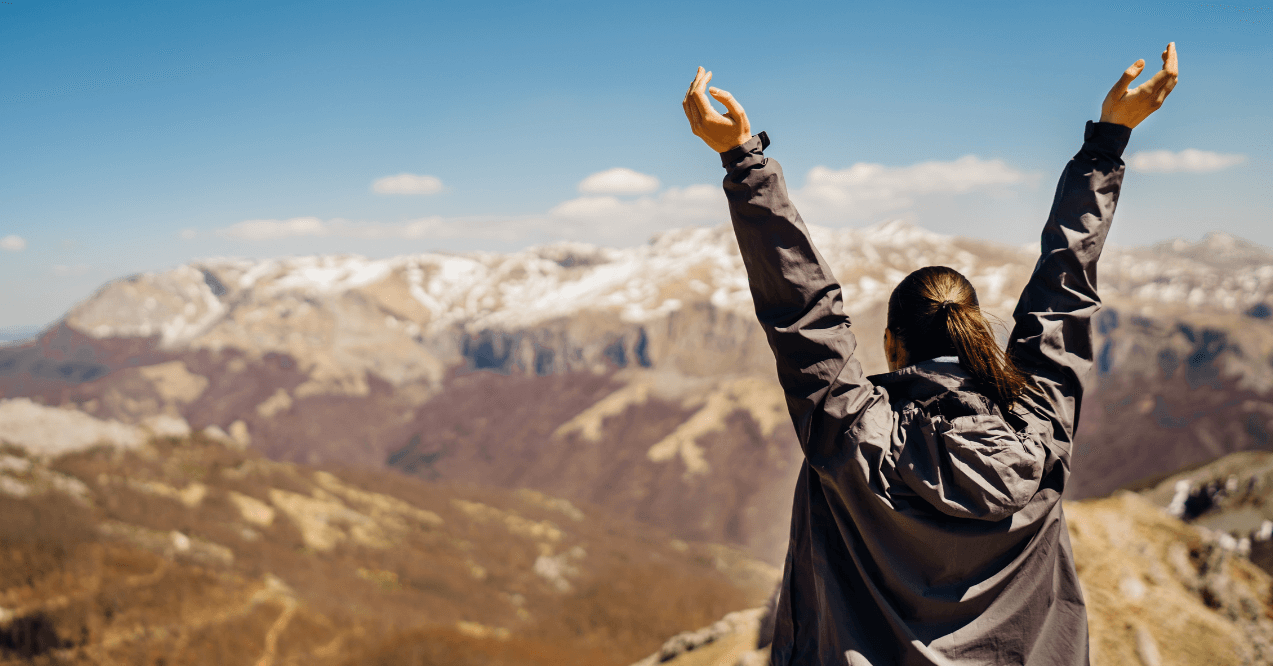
left=58, top=222, right=1273, bottom=385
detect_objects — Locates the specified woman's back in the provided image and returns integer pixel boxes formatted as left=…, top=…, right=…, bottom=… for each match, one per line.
left=683, top=45, right=1176, bottom=664
left=777, top=357, right=1073, bottom=665
left=718, top=120, right=1132, bottom=665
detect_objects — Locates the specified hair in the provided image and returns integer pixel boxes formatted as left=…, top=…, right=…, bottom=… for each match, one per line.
left=886, top=266, right=1026, bottom=410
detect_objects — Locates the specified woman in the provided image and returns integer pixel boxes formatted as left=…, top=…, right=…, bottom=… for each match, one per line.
left=681, top=45, right=1178, bottom=666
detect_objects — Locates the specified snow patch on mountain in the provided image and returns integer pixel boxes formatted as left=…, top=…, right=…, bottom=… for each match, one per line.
left=65, top=221, right=1001, bottom=343
left=58, top=221, right=1273, bottom=393
left=0, top=398, right=191, bottom=457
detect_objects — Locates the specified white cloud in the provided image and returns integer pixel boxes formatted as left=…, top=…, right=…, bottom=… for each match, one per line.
left=372, top=173, right=444, bottom=195
left=52, top=264, right=90, bottom=277
left=546, top=185, right=727, bottom=243
left=215, top=155, right=1033, bottom=247
left=217, top=217, right=328, bottom=240
left=343, top=217, right=528, bottom=241
left=216, top=181, right=726, bottom=246
left=790, top=155, right=1035, bottom=223
left=215, top=215, right=535, bottom=243
left=1128, top=149, right=1247, bottom=173
left=1, top=235, right=26, bottom=251
left=577, top=168, right=660, bottom=195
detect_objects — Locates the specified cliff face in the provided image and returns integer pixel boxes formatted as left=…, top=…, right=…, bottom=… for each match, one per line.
left=3, top=222, right=1273, bottom=562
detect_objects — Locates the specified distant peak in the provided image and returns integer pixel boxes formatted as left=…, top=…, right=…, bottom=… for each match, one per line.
left=1202, top=231, right=1239, bottom=249
left=528, top=240, right=615, bottom=268
left=860, top=219, right=950, bottom=244
left=1154, top=231, right=1273, bottom=265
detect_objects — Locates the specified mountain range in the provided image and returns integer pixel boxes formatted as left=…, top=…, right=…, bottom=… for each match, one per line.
left=3, top=220, right=1272, bottom=566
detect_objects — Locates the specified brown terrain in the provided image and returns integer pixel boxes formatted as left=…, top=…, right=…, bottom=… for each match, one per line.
left=0, top=429, right=775, bottom=665
left=2, top=222, right=1273, bottom=662
left=3, top=417, right=1272, bottom=665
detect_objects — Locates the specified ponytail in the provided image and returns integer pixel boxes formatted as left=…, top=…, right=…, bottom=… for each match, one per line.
left=942, top=300, right=1026, bottom=410
left=887, top=267, right=1026, bottom=410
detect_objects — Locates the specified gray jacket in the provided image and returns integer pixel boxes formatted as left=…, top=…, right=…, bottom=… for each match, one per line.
left=720, top=121, right=1132, bottom=665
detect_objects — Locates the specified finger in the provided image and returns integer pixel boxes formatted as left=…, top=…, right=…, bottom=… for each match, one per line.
left=1154, top=43, right=1176, bottom=78
left=686, top=67, right=706, bottom=105
left=690, top=68, right=711, bottom=99
left=1140, top=67, right=1171, bottom=93
left=709, top=87, right=747, bottom=122
left=687, top=100, right=706, bottom=136
left=688, top=66, right=705, bottom=94
left=1146, top=57, right=1181, bottom=97
left=695, top=70, right=714, bottom=106
left=1156, top=74, right=1178, bottom=104
left=691, top=72, right=724, bottom=120
left=1151, top=71, right=1179, bottom=103
left=687, top=67, right=705, bottom=105
left=1105, top=59, right=1144, bottom=104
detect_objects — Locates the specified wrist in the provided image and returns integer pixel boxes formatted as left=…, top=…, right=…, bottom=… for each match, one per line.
left=1099, top=110, right=1137, bottom=129
left=712, top=135, right=751, bottom=153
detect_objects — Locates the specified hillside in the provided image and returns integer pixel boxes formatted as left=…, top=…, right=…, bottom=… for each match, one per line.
left=2, top=222, right=1272, bottom=564
left=634, top=489, right=1273, bottom=666
left=1136, top=450, right=1273, bottom=575
left=0, top=406, right=775, bottom=665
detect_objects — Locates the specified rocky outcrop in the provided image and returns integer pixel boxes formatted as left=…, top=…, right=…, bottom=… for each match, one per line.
left=1071, top=492, right=1273, bottom=666
left=1137, top=450, right=1273, bottom=577
left=629, top=608, right=768, bottom=666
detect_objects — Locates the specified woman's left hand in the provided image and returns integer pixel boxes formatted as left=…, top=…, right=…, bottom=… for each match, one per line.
left=1100, top=42, right=1179, bottom=129
left=683, top=66, right=752, bottom=153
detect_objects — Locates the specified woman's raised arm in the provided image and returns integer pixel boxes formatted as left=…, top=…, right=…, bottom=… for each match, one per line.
left=1008, top=44, right=1179, bottom=458
left=683, top=70, right=887, bottom=474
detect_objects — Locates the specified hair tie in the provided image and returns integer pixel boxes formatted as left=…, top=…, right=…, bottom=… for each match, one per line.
left=938, top=300, right=955, bottom=315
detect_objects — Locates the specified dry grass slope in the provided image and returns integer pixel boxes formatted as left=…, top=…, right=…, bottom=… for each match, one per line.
left=0, top=435, right=775, bottom=665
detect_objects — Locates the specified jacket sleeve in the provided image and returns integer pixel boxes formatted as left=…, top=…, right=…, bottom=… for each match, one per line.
left=722, top=134, right=890, bottom=478
left=1007, top=121, right=1131, bottom=456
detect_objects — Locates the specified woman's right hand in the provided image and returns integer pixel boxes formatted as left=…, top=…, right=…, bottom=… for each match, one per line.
left=1100, top=42, right=1179, bottom=129
left=682, top=66, right=752, bottom=153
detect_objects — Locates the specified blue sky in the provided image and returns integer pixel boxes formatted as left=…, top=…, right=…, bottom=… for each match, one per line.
left=1, top=0, right=1269, bottom=329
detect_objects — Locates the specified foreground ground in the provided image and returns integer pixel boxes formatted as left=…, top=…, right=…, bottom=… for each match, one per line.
left=640, top=464, right=1273, bottom=666
left=0, top=434, right=775, bottom=665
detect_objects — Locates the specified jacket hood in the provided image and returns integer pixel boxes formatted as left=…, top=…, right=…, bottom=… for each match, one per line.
left=867, top=356, right=975, bottom=408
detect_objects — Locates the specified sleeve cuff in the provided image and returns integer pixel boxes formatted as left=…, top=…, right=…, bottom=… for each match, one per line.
left=720, top=131, right=770, bottom=169
left=1082, top=120, right=1132, bottom=158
